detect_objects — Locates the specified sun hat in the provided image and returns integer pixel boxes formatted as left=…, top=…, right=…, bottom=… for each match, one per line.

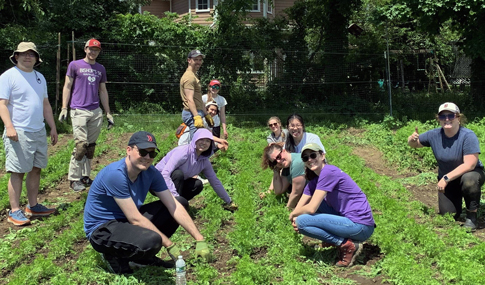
left=209, top=79, right=221, bottom=86
left=187, top=50, right=205, bottom=58
left=438, top=102, right=460, bottom=114
left=205, top=100, right=218, bottom=108
left=9, top=42, right=43, bottom=67
left=128, top=131, right=158, bottom=150
left=301, top=143, right=324, bottom=154
left=85, top=38, right=102, bottom=49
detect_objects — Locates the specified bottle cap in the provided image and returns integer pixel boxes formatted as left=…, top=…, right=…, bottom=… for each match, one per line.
left=178, top=255, right=183, bottom=258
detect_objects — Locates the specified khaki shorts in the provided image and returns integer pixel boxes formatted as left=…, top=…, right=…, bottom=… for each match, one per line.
left=3, top=128, right=48, bottom=173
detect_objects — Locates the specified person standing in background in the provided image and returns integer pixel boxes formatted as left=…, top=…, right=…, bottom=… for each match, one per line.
left=202, top=80, right=228, bottom=139
left=59, top=38, right=114, bottom=192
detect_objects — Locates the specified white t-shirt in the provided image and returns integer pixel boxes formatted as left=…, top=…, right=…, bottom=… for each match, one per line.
left=0, top=67, right=47, bottom=132
left=202, top=94, right=227, bottom=127
left=295, top=132, right=326, bottom=153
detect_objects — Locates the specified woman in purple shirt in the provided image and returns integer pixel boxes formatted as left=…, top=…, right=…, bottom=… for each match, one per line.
left=289, top=143, right=375, bottom=267
left=156, top=128, right=236, bottom=209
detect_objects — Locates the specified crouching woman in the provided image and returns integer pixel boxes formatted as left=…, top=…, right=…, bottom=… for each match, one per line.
left=289, top=143, right=375, bottom=267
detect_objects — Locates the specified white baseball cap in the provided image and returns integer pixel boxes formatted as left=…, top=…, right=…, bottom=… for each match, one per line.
left=438, top=102, right=460, bottom=114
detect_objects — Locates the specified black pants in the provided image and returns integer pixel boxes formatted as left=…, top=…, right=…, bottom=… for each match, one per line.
left=171, top=169, right=203, bottom=201
left=89, top=197, right=188, bottom=260
left=439, top=169, right=485, bottom=220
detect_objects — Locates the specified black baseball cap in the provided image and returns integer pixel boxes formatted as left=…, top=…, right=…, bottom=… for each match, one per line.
left=187, top=49, right=205, bottom=58
left=128, top=131, right=158, bottom=150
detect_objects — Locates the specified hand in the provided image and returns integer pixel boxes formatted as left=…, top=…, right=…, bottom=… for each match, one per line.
left=107, top=113, right=114, bottom=129
left=195, top=240, right=212, bottom=262
left=58, top=108, right=68, bottom=122
left=205, top=114, right=214, bottom=128
left=50, top=128, right=58, bottom=146
left=193, top=115, right=204, bottom=128
left=223, top=202, right=238, bottom=211
left=6, top=126, right=18, bottom=142
left=223, top=129, right=228, bottom=139
left=437, top=178, right=447, bottom=193
left=411, top=126, right=419, bottom=142
left=217, top=139, right=229, bottom=151
left=292, top=219, right=299, bottom=233
left=166, top=243, right=181, bottom=262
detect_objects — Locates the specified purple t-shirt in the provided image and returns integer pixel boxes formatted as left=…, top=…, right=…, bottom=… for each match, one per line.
left=303, top=165, right=375, bottom=226
left=66, top=59, right=107, bottom=110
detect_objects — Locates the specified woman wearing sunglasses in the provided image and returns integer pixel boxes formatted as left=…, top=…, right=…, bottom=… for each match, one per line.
left=261, top=142, right=306, bottom=208
left=202, top=80, right=228, bottom=139
left=408, top=102, right=484, bottom=231
left=155, top=129, right=236, bottom=209
left=285, top=113, right=325, bottom=153
left=267, top=116, right=288, bottom=144
left=289, top=143, right=375, bottom=267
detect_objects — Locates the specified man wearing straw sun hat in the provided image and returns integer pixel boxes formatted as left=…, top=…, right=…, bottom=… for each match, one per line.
left=0, top=42, right=58, bottom=226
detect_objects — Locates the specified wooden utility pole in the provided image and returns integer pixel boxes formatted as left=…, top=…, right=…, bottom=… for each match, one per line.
left=56, top=33, right=61, bottom=114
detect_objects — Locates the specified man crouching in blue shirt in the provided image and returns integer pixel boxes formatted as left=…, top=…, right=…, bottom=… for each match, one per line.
left=83, top=131, right=211, bottom=274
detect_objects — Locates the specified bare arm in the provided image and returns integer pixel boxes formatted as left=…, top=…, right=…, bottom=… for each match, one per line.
left=440, top=154, right=479, bottom=185
left=99, top=82, right=111, bottom=114
left=43, top=98, right=58, bottom=145
left=286, top=176, right=306, bottom=209
left=184, top=89, right=201, bottom=116
left=114, top=197, right=172, bottom=247
left=0, top=99, right=17, bottom=141
left=61, top=76, right=73, bottom=109
left=272, top=169, right=290, bottom=195
left=407, top=126, right=423, bottom=148
left=155, top=190, right=204, bottom=241
left=220, top=105, right=227, bottom=137
left=289, top=189, right=326, bottom=220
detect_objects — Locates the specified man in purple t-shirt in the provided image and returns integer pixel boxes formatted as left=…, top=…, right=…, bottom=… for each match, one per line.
left=59, top=39, right=114, bottom=192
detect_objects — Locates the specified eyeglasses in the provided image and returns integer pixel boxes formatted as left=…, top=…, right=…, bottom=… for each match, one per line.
left=134, top=146, right=157, bottom=158
left=438, top=113, right=456, bottom=121
left=289, top=124, right=303, bottom=129
left=19, top=52, right=37, bottom=58
left=269, top=150, right=283, bottom=166
left=302, top=152, right=318, bottom=162
left=268, top=123, right=278, bottom=127
left=210, top=85, right=220, bottom=90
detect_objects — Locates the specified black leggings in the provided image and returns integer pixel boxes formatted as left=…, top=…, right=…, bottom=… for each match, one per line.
left=89, top=197, right=188, bottom=260
left=438, top=169, right=485, bottom=220
left=171, top=169, right=204, bottom=201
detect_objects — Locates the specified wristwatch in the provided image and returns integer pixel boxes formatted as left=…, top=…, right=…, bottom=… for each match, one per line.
left=443, top=175, right=450, bottom=183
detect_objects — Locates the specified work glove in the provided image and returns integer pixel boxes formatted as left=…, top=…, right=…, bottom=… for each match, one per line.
left=58, top=108, right=68, bottom=122
left=107, top=113, right=114, bottom=129
left=205, top=114, right=214, bottom=128
left=193, top=115, right=204, bottom=128
left=223, top=202, right=238, bottom=212
left=166, top=243, right=181, bottom=262
left=195, top=240, right=212, bottom=262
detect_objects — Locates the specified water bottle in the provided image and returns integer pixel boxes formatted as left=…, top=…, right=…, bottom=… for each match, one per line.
left=175, top=255, right=186, bottom=285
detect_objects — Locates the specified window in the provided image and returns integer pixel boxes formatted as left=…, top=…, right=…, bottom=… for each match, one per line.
left=250, top=0, right=260, bottom=12
left=267, top=0, right=272, bottom=14
left=197, top=0, right=210, bottom=12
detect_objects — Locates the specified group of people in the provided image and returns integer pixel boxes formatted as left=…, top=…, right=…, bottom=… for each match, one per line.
left=0, top=40, right=482, bottom=275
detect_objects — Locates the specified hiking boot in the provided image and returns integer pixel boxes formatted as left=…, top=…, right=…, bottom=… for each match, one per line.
left=101, top=253, right=133, bottom=274
left=7, top=210, right=31, bottom=226
left=25, top=203, right=56, bottom=217
left=81, top=176, right=94, bottom=187
left=129, top=256, right=175, bottom=269
left=70, top=180, right=86, bottom=192
left=336, top=239, right=362, bottom=267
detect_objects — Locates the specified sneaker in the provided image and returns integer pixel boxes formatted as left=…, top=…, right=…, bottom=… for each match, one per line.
left=70, top=180, right=86, bottom=192
left=7, top=210, right=31, bottom=226
left=25, top=203, right=56, bottom=217
left=463, top=218, right=477, bottom=232
left=81, top=176, right=93, bottom=187
left=336, top=239, right=362, bottom=267
left=197, top=175, right=209, bottom=185
left=101, top=253, right=133, bottom=274
left=129, top=256, right=175, bottom=269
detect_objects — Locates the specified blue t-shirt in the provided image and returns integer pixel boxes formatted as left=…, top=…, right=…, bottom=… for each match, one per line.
left=419, top=127, right=483, bottom=179
left=83, top=158, right=168, bottom=238
left=303, top=165, right=375, bottom=226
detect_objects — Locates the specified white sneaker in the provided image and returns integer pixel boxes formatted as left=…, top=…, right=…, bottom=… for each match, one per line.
left=197, top=176, right=209, bottom=185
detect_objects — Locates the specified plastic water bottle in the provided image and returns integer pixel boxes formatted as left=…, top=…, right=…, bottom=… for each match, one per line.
left=175, top=255, right=186, bottom=285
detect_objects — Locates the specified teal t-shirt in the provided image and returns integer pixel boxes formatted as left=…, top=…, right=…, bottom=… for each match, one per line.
left=282, top=153, right=306, bottom=183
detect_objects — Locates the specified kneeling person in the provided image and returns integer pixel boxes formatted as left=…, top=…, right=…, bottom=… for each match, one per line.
left=83, top=131, right=211, bottom=274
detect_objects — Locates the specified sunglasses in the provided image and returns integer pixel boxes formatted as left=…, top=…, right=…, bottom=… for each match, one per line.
left=270, top=150, right=283, bottom=166
left=438, top=113, right=456, bottom=121
left=302, top=152, right=318, bottom=162
left=210, top=85, right=220, bottom=90
left=135, top=146, right=157, bottom=158
left=268, top=123, right=278, bottom=127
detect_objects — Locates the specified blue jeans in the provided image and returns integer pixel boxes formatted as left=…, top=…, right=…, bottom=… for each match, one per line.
left=182, top=109, right=205, bottom=139
left=295, top=201, right=374, bottom=246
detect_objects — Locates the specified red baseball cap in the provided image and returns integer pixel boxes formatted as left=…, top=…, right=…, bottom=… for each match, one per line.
left=209, top=80, right=221, bottom=86
left=85, top=39, right=102, bottom=49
